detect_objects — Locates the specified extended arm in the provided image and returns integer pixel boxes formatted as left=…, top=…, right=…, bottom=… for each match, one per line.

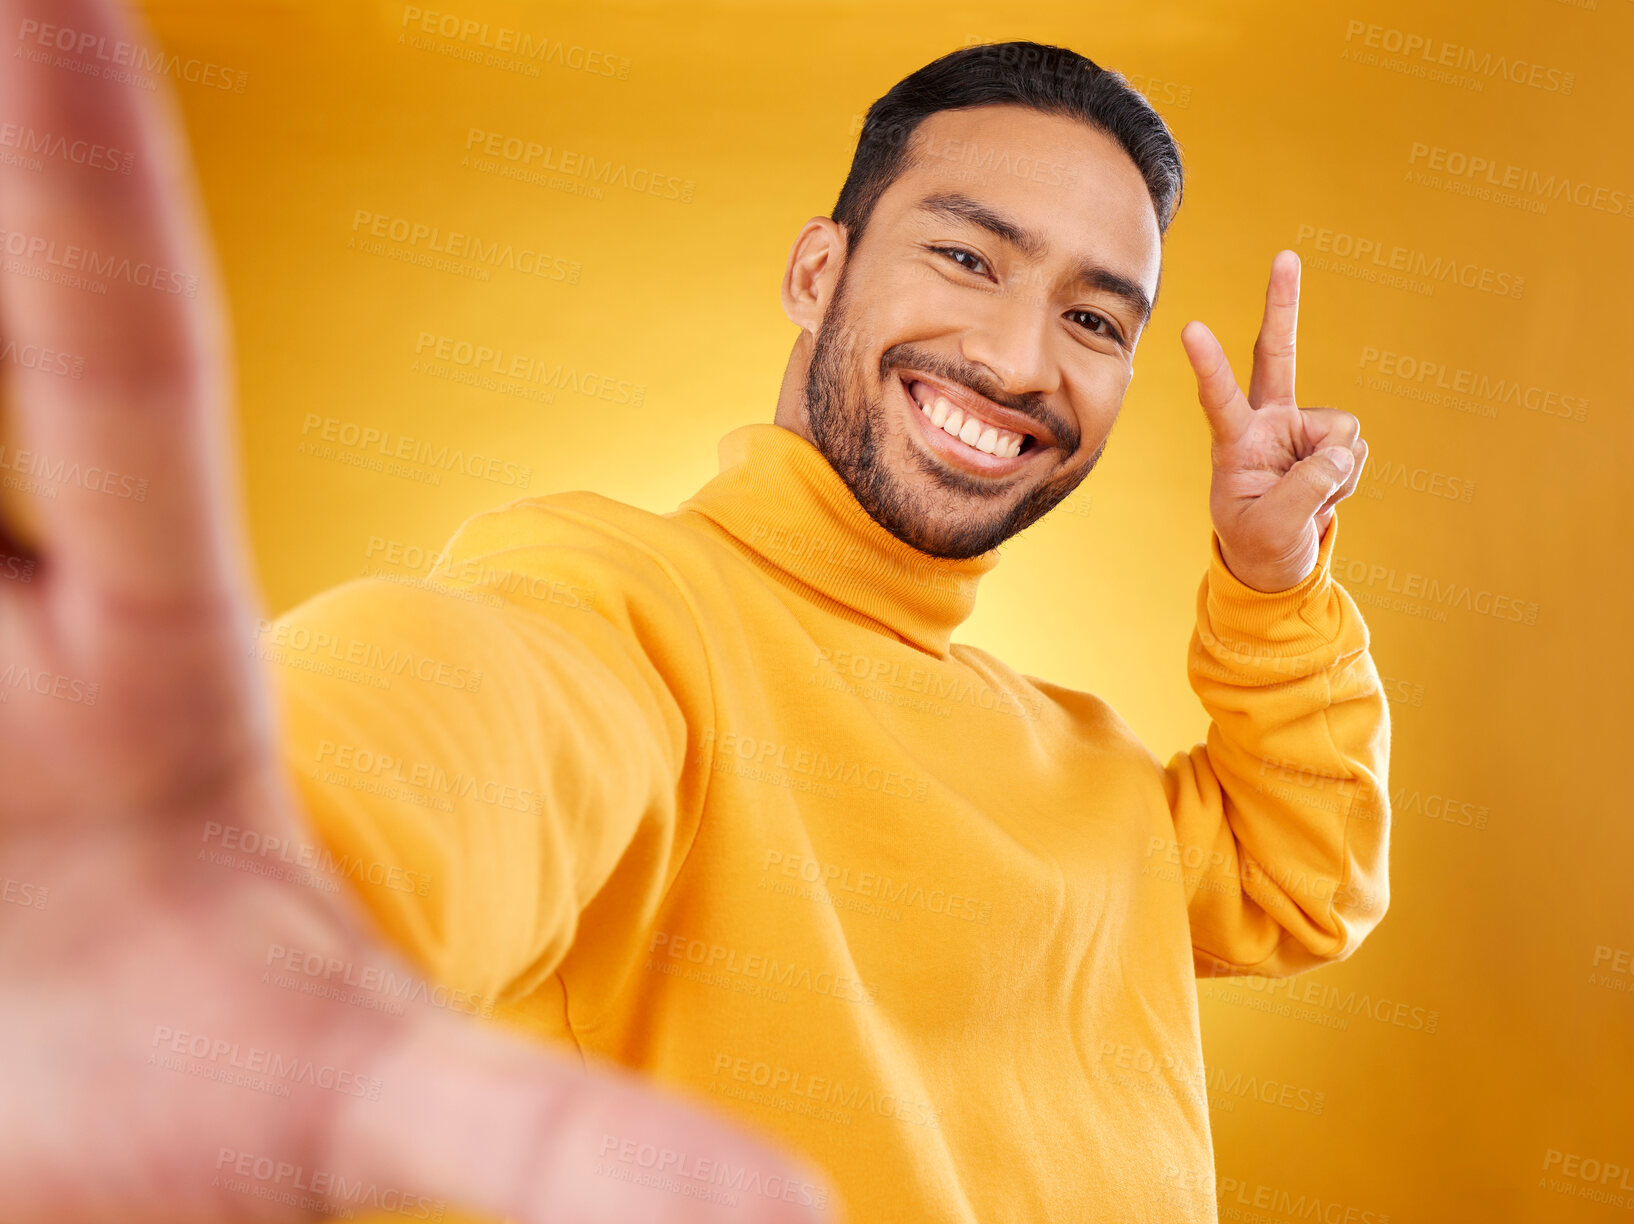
left=0, top=2, right=826, bottom=1219
left=265, top=501, right=715, bottom=1002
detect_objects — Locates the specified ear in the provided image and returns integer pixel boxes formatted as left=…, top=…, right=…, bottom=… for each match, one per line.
left=781, top=217, right=847, bottom=334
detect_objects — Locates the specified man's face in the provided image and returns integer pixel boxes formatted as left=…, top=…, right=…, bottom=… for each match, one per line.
left=796, top=104, right=1163, bottom=560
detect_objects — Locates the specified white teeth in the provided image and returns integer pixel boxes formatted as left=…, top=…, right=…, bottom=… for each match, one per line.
left=911, top=380, right=1030, bottom=458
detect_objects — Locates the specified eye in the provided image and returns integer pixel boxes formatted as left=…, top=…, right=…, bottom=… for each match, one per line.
left=931, top=245, right=990, bottom=277
left=1067, top=308, right=1125, bottom=346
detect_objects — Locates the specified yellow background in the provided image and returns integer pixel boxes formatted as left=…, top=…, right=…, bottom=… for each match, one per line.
left=126, top=0, right=1634, bottom=1219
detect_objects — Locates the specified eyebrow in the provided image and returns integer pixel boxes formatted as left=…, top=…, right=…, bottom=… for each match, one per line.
left=914, top=191, right=1155, bottom=329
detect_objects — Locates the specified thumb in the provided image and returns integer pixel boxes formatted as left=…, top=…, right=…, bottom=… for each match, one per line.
left=1257, top=445, right=1354, bottom=528
left=1312, top=445, right=1355, bottom=483
left=323, top=1001, right=839, bottom=1223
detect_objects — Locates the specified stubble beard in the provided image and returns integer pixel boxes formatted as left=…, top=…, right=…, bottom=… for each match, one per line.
left=802, top=265, right=1098, bottom=561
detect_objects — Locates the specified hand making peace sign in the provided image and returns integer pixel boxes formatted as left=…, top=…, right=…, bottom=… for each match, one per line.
left=1180, top=250, right=1368, bottom=593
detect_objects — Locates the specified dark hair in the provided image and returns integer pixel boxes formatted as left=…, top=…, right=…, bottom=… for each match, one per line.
left=833, top=41, right=1184, bottom=247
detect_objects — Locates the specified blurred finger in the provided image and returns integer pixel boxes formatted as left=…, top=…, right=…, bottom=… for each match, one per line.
left=327, top=1006, right=838, bottom=1223
left=0, top=0, right=243, bottom=610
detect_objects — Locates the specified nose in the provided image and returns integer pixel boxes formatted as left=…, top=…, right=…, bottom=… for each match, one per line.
left=957, top=289, right=1061, bottom=401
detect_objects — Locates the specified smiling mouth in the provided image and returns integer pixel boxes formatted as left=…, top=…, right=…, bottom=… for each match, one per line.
left=899, top=375, right=1039, bottom=460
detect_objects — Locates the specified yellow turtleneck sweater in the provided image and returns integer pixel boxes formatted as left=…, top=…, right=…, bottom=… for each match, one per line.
left=266, top=422, right=1391, bottom=1223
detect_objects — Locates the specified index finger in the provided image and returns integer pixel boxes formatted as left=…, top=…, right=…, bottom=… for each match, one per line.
left=0, top=0, right=239, bottom=610
left=1247, top=249, right=1300, bottom=409
left=1179, top=320, right=1253, bottom=447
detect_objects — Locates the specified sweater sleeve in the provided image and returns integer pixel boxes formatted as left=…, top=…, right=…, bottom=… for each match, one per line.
left=260, top=498, right=712, bottom=1004
left=1156, top=513, right=1392, bottom=978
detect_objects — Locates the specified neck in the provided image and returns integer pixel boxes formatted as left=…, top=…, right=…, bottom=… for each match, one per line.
left=773, top=333, right=816, bottom=442
left=675, top=424, right=1000, bottom=657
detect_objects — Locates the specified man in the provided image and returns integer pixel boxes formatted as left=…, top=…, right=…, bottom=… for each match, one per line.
left=0, top=3, right=1387, bottom=1221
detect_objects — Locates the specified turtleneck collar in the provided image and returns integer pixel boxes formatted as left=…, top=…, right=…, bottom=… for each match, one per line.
left=675, top=423, right=1001, bottom=657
